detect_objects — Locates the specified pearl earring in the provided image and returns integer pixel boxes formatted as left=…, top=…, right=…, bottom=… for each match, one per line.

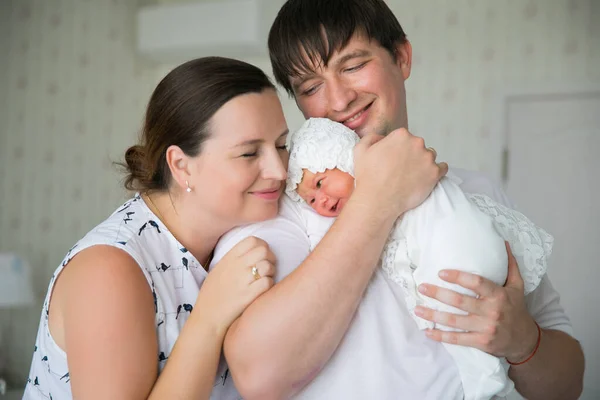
left=185, top=180, right=192, bottom=193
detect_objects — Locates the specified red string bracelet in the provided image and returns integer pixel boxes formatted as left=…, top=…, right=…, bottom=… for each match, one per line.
left=507, top=321, right=542, bottom=366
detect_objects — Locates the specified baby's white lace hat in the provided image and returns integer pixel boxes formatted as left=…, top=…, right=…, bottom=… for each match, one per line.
left=286, top=118, right=359, bottom=203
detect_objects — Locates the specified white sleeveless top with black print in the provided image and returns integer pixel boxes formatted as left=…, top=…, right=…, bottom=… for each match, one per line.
left=23, top=194, right=240, bottom=400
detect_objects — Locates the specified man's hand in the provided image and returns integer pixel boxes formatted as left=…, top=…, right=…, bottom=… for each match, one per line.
left=414, top=242, right=540, bottom=362
left=353, top=128, right=448, bottom=218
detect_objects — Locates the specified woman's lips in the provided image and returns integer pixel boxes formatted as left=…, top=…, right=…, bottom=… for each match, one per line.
left=251, top=188, right=281, bottom=201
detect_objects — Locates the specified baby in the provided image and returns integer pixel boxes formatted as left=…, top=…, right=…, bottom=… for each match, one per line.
left=287, top=118, right=553, bottom=400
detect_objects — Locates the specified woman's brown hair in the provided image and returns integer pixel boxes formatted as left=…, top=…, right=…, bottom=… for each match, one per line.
left=121, top=56, right=276, bottom=192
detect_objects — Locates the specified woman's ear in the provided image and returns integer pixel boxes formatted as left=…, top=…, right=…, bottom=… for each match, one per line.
left=165, top=145, right=191, bottom=192
left=395, top=40, right=412, bottom=80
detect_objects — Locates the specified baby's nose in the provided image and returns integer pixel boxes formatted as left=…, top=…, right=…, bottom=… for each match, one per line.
left=315, top=193, right=329, bottom=208
left=320, top=196, right=336, bottom=211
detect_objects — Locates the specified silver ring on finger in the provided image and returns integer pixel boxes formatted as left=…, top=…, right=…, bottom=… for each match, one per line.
left=251, top=266, right=261, bottom=281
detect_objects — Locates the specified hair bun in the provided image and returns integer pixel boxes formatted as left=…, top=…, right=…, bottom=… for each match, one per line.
left=122, top=145, right=150, bottom=191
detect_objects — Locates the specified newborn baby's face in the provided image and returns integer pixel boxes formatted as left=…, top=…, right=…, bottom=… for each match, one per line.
left=297, top=168, right=355, bottom=217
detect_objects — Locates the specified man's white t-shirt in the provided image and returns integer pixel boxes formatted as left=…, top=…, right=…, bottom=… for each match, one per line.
left=211, top=168, right=573, bottom=400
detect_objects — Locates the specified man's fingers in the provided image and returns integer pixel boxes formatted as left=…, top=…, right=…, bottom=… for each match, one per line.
left=504, top=242, right=524, bottom=288
left=414, top=306, right=487, bottom=332
left=426, top=147, right=437, bottom=159
left=354, top=134, right=383, bottom=161
left=437, top=162, right=449, bottom=178
left=359, top=133, right=384, bottom=148
left=418, top=284, right=480, bottom=314
left=436, top=270, right=500, bottom=298
left=424, top=329, right=489, bottom=350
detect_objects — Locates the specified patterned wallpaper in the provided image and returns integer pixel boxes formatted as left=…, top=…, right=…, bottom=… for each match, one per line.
left=0, top=0, right=598, bottom=386
left=0, top=0, right=162, bottom=383
left=399, top=0, right=599, bottom=174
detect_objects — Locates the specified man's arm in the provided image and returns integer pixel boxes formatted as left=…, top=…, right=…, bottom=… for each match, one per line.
left=508, top=275, right=584, bottom=399
left=217, top=130, right=447, bottom=399
left=417, top=265, right=584, bottom=400
left=222, top=198, right=397, bottom=399
left=416, top=169, right=584, bottom=399
left=508, top=327, right=584, bottom=399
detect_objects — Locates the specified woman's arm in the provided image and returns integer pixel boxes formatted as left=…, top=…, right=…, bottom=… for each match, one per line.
left=55, top=246, right=230, bottom=400
left=149, top=310, right=226, bottom=400
left=151, top=235, right=277, bottom=399
left=57, top=246, right=159, bottom=399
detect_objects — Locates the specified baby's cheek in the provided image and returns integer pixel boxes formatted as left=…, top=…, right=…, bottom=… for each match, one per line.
left=312, top=203, right=332, bottom=217
left=343, top=182, right=356, bottom=197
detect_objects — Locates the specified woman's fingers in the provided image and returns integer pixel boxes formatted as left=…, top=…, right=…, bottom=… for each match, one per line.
left=253, top=259, right=275, bottom=279
left=228, top=236, right=267, bottom=257
left=247, top=260, right=275, bottom=284
left=242, top=241, right=277, bottom=266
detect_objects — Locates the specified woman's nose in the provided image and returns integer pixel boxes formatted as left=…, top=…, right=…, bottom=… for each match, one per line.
left=261, top=149, right=287, bottom=181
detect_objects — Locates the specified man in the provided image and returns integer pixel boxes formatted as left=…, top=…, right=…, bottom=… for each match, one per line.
left=214, top=1, right=584, bottom=399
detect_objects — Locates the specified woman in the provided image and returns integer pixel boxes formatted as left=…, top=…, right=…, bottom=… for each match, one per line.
left=24, top=57, right=289, bottom=399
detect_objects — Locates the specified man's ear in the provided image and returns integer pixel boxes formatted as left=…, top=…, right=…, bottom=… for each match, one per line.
left=165, top=145, right=191, bottom=192
left=395, top=40, right=412, bottom=80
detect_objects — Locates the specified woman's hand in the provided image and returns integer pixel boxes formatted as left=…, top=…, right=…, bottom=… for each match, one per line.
left=151, top=238, right=276, bottom=399
left=197, top=236, right=276, bottom=334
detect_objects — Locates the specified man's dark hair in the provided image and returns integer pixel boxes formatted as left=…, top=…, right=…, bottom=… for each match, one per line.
left=268, top=0, right=408, bottom=95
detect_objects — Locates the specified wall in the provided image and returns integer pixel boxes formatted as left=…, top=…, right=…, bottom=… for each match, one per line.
left=0, top=0, right=162, bottom=384
left=0, top=0, right=598, bottom=389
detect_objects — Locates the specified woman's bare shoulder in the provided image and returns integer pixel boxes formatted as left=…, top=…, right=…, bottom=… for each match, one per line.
left=49, top=245, right=154, bottom=351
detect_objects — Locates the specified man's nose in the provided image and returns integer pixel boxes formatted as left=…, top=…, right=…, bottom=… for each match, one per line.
left=326, top=78, right=357, bottom=113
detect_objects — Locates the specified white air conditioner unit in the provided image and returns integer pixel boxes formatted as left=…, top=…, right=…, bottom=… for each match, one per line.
left=136, top=0, right=284, bottom=64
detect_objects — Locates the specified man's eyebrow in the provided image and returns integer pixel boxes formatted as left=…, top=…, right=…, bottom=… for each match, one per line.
left=333, top=49, right=371, bottom=68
